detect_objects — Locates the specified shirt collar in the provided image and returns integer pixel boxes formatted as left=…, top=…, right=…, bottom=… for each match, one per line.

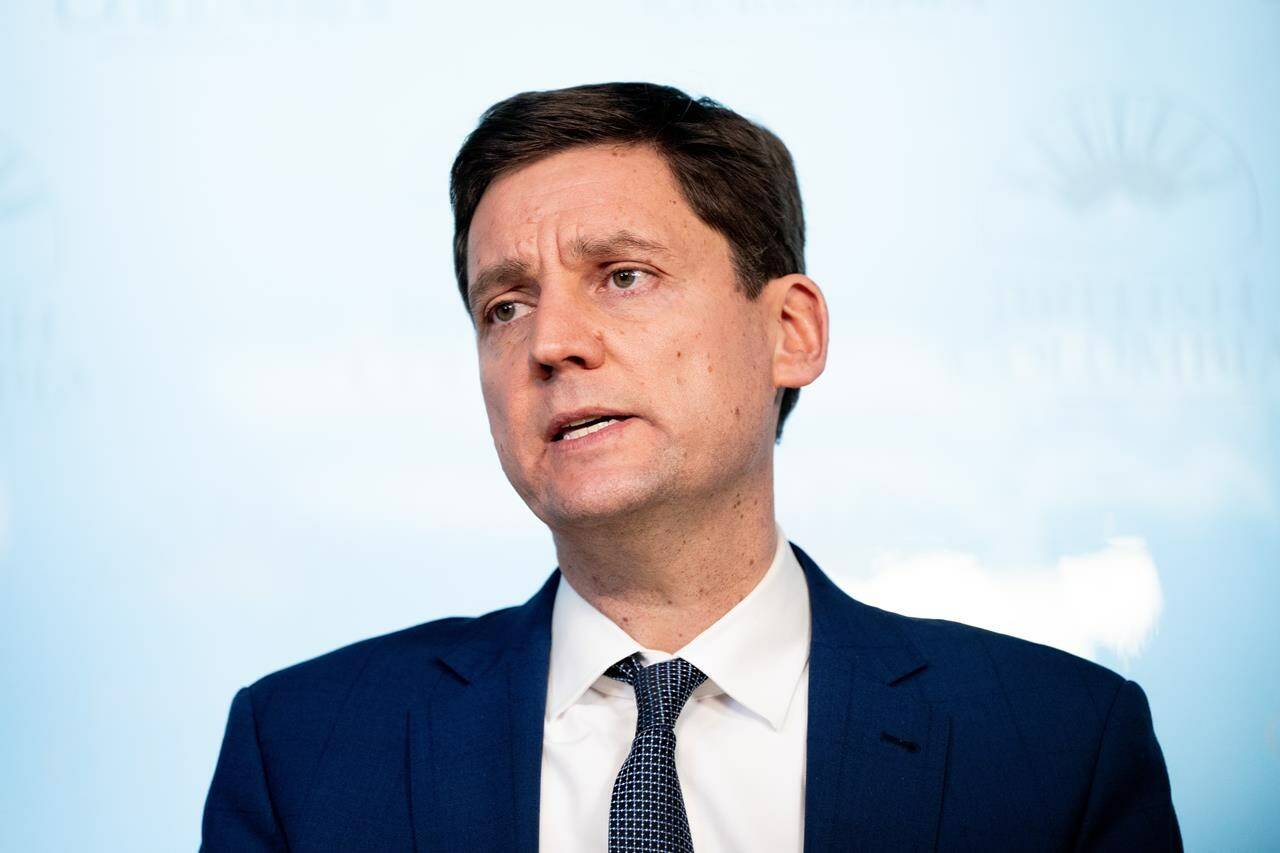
left=546, top=524, right=811, bottom=731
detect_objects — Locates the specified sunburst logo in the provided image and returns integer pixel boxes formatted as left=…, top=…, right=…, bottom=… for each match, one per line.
left=980, top=92, right=1273, bottom=390
left=986, top=92, right=1260, bottom=270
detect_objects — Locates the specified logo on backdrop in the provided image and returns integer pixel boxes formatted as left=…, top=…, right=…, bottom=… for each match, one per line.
left=56, top=0, right=391, bottom=32
left=982, top=91, right=1274, bottom=392
left=0, top=136, right=42, bottom=222
left=0, top=135, right=86, bottom=414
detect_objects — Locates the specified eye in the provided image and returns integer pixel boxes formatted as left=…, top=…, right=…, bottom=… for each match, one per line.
left=608, top=268, right=650, bottom=290
left=487, top=300, right=529, bottom=324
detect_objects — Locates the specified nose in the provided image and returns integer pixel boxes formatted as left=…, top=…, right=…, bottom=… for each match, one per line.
left=528, top=283, right=605, bottom=380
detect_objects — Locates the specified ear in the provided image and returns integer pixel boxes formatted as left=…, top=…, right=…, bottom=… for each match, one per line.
left=767, top=274, right=828, bottom=391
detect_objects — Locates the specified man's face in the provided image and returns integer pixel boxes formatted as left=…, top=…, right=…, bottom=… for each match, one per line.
left=466, top=144, right=781, bottom=529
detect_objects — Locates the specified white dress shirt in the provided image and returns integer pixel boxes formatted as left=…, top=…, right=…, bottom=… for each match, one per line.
left=539, top=525, right=811, bottom=852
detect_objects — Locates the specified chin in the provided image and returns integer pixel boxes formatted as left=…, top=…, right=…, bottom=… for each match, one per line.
left=533, top=471, right=672, bottom=529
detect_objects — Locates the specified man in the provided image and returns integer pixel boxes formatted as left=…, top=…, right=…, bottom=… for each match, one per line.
left=201, top=82, right=1181, bottom=851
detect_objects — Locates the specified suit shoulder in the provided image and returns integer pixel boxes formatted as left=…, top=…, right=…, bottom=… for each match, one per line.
left=795, top=542, right=1127, bottom=705
left=880, top=606, right=1128, bottom=708
left=255, top=613, right=463, bottom=682
left=242, top=596, right=527, bottom=706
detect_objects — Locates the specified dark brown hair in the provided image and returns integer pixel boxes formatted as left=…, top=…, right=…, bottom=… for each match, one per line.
left=449, top=82, right=807, bottom=440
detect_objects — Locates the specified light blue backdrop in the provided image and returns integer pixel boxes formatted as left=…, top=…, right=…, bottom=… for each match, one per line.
left=2, top=1, right=1277, bottom=849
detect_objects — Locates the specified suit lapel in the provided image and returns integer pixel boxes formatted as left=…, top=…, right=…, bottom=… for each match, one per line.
left=797, top=545, right=951, bottom=853
left=407, top=547, right=950, bottom=852
left=409, top=571, right=559, bottom=853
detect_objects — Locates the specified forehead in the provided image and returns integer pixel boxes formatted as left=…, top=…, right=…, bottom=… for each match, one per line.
left=466, top=144, right=712, bottom=277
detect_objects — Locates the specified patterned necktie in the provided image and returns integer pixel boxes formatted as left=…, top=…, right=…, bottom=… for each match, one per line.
left=604, top=652, right=708, bottom=852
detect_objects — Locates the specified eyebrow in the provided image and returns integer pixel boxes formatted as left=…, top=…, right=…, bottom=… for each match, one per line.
left=567, top=230, right=671, bottom=263
left=467, top=258, right=533, bottom=314
left=466, top=230, right=672, bottom=313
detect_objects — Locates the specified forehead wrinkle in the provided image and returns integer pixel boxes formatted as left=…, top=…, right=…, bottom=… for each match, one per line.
left=467, top=147, right=694, bottom=309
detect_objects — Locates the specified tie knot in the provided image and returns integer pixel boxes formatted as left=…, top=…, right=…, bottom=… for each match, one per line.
left=606, top=653, right=707, bottom=731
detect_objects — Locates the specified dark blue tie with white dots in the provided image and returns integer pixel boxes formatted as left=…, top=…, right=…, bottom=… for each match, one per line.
left=604, top=653, right=709, bottom=852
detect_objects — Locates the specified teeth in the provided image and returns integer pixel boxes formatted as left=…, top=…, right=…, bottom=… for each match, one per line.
left=563, top=416, right=598, bottom=429
left=561, top=417, right=617, bottom=441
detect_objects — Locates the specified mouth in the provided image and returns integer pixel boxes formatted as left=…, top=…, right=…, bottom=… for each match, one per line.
left=549, top=413, right=634, bottom=443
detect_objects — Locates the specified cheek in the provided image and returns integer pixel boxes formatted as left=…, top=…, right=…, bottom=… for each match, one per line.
left=701, top=314, right=769, bottom=390
left=713, top=335, right=776, bottom=439
left=659, top=323, right=768, bottom=433
left=479, top=366, right=519, bottom=442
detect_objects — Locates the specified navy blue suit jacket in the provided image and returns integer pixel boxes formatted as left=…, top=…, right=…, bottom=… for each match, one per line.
left=201, top=543, right=1181, bottom=851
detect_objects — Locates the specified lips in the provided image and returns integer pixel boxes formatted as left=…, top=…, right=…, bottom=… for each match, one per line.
left=547, top=410, right=635, bottom=442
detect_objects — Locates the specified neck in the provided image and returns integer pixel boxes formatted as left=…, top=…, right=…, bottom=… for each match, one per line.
left=552, top=476, right=777, bottom=653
